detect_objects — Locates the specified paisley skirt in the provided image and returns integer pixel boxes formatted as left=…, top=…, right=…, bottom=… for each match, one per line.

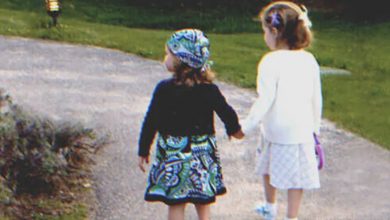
left=144, top=134, right=226, bottom=205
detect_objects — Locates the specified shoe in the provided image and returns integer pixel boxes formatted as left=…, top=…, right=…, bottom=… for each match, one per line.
left=255, top=204, right=277, bottom=220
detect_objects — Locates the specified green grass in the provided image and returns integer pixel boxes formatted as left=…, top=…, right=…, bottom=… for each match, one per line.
left=313, top=24, right=390, bottom=147
left=0, top=0, right=389, bottom=150
left=31, top=203, right=88, bottom=220
left=0, top=180, right=88, bottom=220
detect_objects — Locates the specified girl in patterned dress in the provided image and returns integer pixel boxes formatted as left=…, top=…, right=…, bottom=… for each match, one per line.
left=241, top=2, right=322, bottom=220
left=138, top=29, right=244, bottom=220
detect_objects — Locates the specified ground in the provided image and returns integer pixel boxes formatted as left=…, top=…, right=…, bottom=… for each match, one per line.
left=0, top=36, right=389, bottom=220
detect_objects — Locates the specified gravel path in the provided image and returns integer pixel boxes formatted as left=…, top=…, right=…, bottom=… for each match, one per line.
left=0, top=36, right=389, bottom=220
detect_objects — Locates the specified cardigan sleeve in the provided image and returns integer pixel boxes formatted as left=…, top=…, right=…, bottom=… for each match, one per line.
left=312, top=62, right=322, bottom=135
left=241, top=55, right=278, bottom=135
left=212, top=85, right=241, bottom=136
left=138, top=82, right=162, bottom=157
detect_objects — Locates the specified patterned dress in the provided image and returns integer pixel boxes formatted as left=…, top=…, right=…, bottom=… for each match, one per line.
left=145, top=134, right=226, bottom=205
left=138, top=79, right=241, bottom=205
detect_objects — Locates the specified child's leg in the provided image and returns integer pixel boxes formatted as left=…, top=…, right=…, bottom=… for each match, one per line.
left=264, top=174, right=277, bottom=203
left=287, top=189, right=303, bottom=218
left=194, top=204, right=210, bottom=220
left=168, top=204, right=186, bottom=220
left=255, top=175, right=277, bottom=219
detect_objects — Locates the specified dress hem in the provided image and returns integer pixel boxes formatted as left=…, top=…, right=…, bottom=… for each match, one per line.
left=145, top=188, right=227, bottom=205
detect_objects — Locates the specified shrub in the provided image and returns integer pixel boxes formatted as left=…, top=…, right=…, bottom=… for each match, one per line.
left=0, top=90, right=103, bottom=196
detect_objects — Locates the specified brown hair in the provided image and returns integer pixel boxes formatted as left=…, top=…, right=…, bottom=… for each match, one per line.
left=260, top=1, right=313, bottom=50
left=170, top=55, right=215, bottom=87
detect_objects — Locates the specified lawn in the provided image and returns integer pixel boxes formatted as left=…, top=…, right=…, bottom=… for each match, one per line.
left=0, top=0, right=389, bottom=151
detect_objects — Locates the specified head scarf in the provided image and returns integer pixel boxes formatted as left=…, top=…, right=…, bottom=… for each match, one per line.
left=166, top=29, right=210, bottom=69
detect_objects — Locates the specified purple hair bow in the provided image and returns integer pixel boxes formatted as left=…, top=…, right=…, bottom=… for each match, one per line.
left=270, top=12, right=281, bottom=27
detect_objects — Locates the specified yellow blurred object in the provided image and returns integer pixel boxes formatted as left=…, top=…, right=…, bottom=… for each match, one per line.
left=45, top=0, right=61, bottom=26
left=46, top=0, right=60, bottom=12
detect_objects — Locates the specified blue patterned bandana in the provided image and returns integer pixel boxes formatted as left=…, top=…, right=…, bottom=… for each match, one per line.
left=166, top=29, right=210, bottom=69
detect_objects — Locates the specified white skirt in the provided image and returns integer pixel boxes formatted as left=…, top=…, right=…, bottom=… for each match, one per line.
left=255, top=136, right=320, bottom=190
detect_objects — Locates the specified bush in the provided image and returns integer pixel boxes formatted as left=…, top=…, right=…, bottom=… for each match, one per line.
left=97, top=0, right=268, bottom=13
left=125, top=0, right=388, bottom=21
left=0, top=90, right=102, bottom=196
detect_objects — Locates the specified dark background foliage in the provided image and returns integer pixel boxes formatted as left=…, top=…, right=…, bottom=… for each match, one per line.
left=125, top=0, right=388, bottom=21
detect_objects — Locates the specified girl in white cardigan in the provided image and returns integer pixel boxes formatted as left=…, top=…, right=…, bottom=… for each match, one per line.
left=241, top=2, right=322, bottom=220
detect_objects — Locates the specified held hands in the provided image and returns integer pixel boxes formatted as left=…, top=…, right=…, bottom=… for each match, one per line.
left=138, top=156, right=150, bottom=173
left=229, top=129, right=245, bottom=140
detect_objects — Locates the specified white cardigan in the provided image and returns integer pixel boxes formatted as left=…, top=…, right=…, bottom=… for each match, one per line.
left=242, top=50, right=322, bottom=144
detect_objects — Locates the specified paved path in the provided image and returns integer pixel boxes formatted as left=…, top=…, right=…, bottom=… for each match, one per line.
left=0, top=36, right=389, bottom=220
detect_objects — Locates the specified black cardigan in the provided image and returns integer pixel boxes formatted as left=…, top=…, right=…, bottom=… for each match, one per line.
left=138, top=78, right=241, bottom=157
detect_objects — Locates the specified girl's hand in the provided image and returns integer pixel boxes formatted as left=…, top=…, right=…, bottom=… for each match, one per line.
left=231, top=129, right=245, bottom=140
left=138, top=156, right=149, bottom=173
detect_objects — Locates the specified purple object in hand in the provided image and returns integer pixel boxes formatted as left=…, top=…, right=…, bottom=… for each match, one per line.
left=314, top=133, right=325, bottom=170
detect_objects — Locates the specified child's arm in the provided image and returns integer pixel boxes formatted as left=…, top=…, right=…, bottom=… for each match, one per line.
left=212, top=85, right=242, bottom=137
left=313, top=63, right=322, bottom=135
left=242, top=56, right=277, bottom=134
left=138, top=83, right=162, bottom=161
left=138, top=156, right=149, bottom=173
